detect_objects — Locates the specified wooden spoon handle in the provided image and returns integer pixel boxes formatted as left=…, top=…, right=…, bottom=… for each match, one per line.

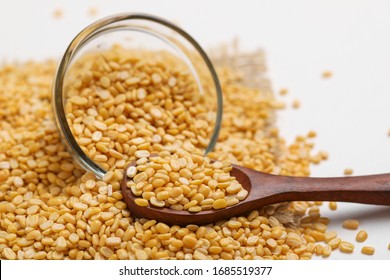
left=242, top=166, right=390, bottom=205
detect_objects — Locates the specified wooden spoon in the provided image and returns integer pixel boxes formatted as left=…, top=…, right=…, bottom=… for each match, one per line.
left=121, top=163, right=390, bottom=225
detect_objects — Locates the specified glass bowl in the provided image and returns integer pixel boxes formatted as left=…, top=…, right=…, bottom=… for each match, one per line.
left=52, top=13, right=223, bottom=178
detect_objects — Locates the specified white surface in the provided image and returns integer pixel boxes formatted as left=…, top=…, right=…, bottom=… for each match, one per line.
left=1, top=0, right=389, bottom=259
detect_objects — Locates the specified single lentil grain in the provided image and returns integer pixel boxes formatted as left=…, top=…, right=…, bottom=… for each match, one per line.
left=279, top=88, right=288, bottom=96
left=328, top=238, right=341, bottom=250
left=356, top=230, right=368, bottom=242
left=343, top=219, right=359, bottom=230
left=292, top=99, right=301, bottom=109
left=322, top=70, right=333, bottom=79
left=339, top=241, right=355, bottom=254
left=344, top=168, right=353, bottom=176
left=361, top=246, right=375, bottom=255
left=328, top=201, right=337, bottom=211
left=3, top=248, right=17, bottom=260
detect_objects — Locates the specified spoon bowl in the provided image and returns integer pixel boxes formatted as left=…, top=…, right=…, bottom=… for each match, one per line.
left=121, top=163, right=390, bottom=225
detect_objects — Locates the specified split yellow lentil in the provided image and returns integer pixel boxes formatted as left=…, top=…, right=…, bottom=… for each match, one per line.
left=343, top=168, right=353, bottom=176
left=279, top=88, right=288, bottom=96
left=0, top=48, right=332, bottom=260
left=339, top=241, right=355, bottom=254
left=322, top=70, right=333, bottom=79
left=292, top=99, right=301, bottom=109
left=53, top=8, right=63, bottom=19
left=88, top=7, right=98, bottom=17
left=324, top=231, right=337, bottom=243
left=322, top=245, right=332, bottom=258
left=356, top=230, right=368, bottom=242
left=328, top=201, right=337, bottom=211
left=343, top=219, right=359, bottom=230
left=361, top=246, right=375, bottom=255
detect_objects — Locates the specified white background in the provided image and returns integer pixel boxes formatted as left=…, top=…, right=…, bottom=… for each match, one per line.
left=0, top=0, right=389, bottom=260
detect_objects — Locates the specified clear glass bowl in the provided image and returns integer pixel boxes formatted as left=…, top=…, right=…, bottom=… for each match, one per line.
left=52, top=13, right=223, bottom=178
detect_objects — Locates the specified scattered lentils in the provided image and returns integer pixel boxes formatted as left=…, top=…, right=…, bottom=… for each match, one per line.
left=0, top=47, right=333, bottom=260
